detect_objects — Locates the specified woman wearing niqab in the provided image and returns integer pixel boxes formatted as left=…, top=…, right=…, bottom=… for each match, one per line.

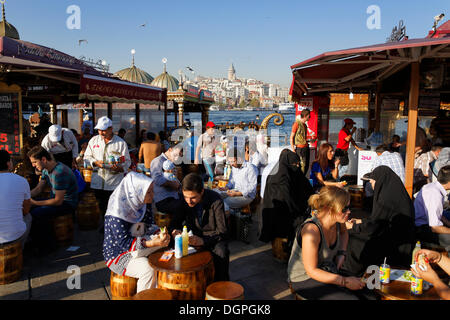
left=341, top=166, right=415, bottom=276
left=259, top=149, right=314, bottom=247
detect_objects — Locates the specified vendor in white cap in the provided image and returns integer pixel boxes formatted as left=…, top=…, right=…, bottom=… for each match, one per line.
left=84, top=116, right=131, bottom=222
left=41, top=124, right=79, bottom=169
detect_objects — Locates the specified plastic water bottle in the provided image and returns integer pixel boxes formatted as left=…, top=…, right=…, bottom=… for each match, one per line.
left=182, top=226, right=189, bottom=256
left=175, top=235, right=182, bottom=259
left=412, top=241, right=421, bottom=264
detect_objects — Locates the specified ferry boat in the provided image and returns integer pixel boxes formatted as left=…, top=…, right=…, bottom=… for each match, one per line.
left=209, top=105, right=220, bottom=111
left=277, top=102, right=295, bottom=113
left=245, top=106, right=255, bottom=111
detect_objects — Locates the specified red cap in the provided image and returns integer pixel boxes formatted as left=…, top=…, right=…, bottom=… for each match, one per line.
left=206, top=121, right=215, bottom=128
left=344, top=118, right=356, bottom=125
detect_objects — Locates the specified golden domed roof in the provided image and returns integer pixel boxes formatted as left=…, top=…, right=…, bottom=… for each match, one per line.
left=150, top=64, right=179, bottom=92
left=114, top=64, right=154, bottom=84
left=0, top=2, right=19, bottom=39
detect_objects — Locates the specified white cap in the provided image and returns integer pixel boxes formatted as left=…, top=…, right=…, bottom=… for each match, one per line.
left=94, top=116, right=113, bottom=131
left=48, top=125, right=62, bottom=142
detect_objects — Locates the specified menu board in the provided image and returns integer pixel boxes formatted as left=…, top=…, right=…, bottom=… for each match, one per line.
left=0, top=93, right=21, bottom=155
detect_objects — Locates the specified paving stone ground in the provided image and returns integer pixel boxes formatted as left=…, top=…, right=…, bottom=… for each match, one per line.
left=0, top=202, right=370, bottom=300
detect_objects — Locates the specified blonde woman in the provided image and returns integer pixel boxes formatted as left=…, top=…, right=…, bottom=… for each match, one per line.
left=287, top=186, right=374, bottom=300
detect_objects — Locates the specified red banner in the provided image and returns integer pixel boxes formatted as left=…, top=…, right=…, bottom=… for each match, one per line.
left=80, top=74, right=166, bottom=104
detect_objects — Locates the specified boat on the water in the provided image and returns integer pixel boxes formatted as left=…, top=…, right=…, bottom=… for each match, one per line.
left=277, top=102, right=295, bottom=113
left=209, top=105, right=220, bottom=111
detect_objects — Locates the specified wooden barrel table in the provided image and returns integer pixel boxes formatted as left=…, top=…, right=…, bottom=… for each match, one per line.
left=154, top=211, right=171, bottom=229
left=52, top=214, right=74, bottom=246
left=272, top=238, right=289, bottom=262
left=110, top=272, right=137, bottom=300
left=133, top=288, right=173, bottom=300
left=148, top=248, right=215, bottom=300
left=76, top=191, right=101, bottom=230
left=0, top=240, right=23, bottom=284
left=205, top=281, right=244, bottom=300
left=348, top=185, right=364, bottom=209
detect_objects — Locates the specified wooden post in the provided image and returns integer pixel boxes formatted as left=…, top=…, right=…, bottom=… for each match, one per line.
left=404, top=62, right=420, bottom=198
left=91, top=102, right=96, bottom=127
left=61, top=109, right=68, bottom=128
left=79, top=109, right=84, bottom=132
left=374, top=82, right=382, bottom=132
left=174, top=102, right=178, bottom=128
left=107, top=102, right=113, bottom=120
left=135, top=103, right=140, bottom=147
left=163, top=102, right=167, bottom=133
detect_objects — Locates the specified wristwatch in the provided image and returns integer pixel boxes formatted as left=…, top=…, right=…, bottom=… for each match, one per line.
left=337, top=250, right=347, bottom=257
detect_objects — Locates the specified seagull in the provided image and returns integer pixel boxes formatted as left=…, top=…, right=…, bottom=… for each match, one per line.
left=78, top=39, right=88, bottom=46
left=186, top=66, right=194, bottom=72
left=139, top=23, right=147, bottom=28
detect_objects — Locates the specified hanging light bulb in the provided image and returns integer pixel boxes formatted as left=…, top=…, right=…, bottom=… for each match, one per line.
left=349, top=88, right=354, bottom=100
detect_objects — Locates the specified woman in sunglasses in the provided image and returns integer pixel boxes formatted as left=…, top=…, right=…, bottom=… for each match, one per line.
left=287, top=186, right=371, bottom=300
left=341, top=165, right=415, bottom=276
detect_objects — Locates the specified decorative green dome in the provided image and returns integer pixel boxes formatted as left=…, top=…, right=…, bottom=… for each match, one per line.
left=150, top=64, right=179, bottom=92
left=114, top=65, right=154, bottom=84
left=0, top=2, right=19, bottom=39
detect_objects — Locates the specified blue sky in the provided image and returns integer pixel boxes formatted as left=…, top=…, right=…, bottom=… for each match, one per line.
left=5, top=0, right=449, bottom=87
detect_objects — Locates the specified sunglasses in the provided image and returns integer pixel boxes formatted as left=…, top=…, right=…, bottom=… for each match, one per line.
left=341, top=206, right=351, bottom=213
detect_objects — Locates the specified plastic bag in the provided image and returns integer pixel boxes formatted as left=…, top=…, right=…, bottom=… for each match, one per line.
left=73, top=169, right=86, bottom=193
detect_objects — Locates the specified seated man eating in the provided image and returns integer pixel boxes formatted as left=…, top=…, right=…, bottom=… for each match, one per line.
left=219, top=147, right=258, bottom=213
left=170, top=173, right=230, bottom=281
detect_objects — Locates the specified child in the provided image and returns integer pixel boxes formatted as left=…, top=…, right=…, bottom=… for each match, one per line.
left=163, top=159, right=179, bottom=182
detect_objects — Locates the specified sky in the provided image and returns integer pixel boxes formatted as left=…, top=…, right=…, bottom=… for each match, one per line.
left=5, top=0, right=450, bottom=88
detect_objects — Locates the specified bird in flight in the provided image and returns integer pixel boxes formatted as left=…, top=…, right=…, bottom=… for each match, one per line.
left=186, top=66, right=194, bottom=72
left=78, top=39, right=88, bottom=46
left=139, top=23, right=147, bottom=28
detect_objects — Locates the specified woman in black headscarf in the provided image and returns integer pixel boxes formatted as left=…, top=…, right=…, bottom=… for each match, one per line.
left=341, top=165, right=415, bottom=276
left=259, top=149, right=314, bottom=246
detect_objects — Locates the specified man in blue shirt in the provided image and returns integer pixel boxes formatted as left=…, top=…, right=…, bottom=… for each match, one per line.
left=27, top=146, right=78, bottom=254
left=219, top=148, right=258, bottom=212
left=415, top=165, right=450, bottom=252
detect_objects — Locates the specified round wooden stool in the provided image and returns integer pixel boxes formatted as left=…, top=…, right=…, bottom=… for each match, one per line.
left=272, top=238, right=289, bottom=262
left=76, top=192, right=101, bottom=230
left=133, top=288, right=173, bottom=300
left=348, top=185, right=364, bottom=208
left=0, top=240, right=23, bottom=284
left=154, top=211, right=171, bottom=228
left=52, top=214, right=74, bottom=246
left=205, top=281, right=244, bottom=300
left=110, top=272, right=137, bottom=300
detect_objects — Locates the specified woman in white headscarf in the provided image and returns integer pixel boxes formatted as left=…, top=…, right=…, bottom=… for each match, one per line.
left=103, top=172, right=170, bottom=293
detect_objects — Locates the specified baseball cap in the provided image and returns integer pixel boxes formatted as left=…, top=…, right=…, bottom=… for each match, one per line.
left=206, top=121, right=215, bottom=128
left=94, top=116, right=113, bottom=131
left=48, top=125, right=62, bottom=143
left=344, top=118, right=356, bottom=125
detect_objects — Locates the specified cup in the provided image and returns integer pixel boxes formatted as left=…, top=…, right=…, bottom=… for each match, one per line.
left=379, top=264, right=390, bottom=284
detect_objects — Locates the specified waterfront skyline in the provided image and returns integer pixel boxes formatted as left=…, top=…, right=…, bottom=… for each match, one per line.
left=5, top=0, right=450, bottom=87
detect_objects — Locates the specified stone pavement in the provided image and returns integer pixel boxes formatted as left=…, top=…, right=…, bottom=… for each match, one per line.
left=0, top=204, right=370, bottom=300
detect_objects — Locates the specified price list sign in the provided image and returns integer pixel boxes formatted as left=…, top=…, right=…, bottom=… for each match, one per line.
left=0, top=93, right=21, bottom=155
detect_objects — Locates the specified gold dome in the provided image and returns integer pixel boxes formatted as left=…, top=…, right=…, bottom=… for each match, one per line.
left=114, top=65, right=154, bottom=84
left=150, top=64, right=179, bottom=92
left=0, top=2, right=19, bottom=39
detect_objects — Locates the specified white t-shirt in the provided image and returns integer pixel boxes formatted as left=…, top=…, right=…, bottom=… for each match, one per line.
left=0, top=173, right=31, bottom=243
